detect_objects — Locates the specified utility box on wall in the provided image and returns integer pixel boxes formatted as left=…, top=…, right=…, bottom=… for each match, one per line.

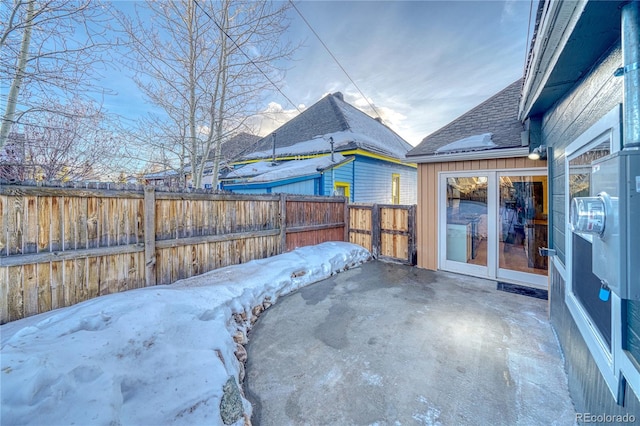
left=570, top=150, right=640, bottom=300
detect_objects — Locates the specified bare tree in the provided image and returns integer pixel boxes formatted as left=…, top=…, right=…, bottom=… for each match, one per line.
left=118, top=0, right=294, bottom=189
left=0, top=100, right=122, bottom=182
left=0, top=0, right=116, bottom=149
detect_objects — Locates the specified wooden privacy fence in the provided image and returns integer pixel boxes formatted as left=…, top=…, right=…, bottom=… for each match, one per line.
left=348, top=204, right=416, bottom=265
left=0, top=183, right=415, bottom=324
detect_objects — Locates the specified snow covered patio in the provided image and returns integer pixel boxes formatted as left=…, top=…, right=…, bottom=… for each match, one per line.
left=1, top=242, right=575, bottom=425
left=1, top=242, right=369, bottom=425
left=245, top=261, right=576, bottom=425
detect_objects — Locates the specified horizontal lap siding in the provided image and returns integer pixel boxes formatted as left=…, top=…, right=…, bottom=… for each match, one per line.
left=323, top=161, right=354, bottom=200
left=550, top=262, right=640, bottom=415
left=271, top=179, right=316, bottom=195
left=541, top=42, right=640, bottom=412
left=542, top=44, right=622, bottom=266
left=353, top=156, right=417, bottom=204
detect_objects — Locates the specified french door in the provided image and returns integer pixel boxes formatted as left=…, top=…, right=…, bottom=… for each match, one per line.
left=439, top=170, right=548, bottom=288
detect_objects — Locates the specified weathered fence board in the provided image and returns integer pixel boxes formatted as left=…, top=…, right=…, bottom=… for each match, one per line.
left=348, top=204, right=416, bottom=265
left=285, top=196, right=346, bottom=251
left=0, top=183, right=415, bottom=324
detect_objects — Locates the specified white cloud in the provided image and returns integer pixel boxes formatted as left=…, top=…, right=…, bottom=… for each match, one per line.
left=246, top=101, right=305, bottom=137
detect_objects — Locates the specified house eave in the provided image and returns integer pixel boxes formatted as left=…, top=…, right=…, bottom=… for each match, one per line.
left=519, top=0, right=624, bottom=120
left=406, top=147, right=530, bottom=164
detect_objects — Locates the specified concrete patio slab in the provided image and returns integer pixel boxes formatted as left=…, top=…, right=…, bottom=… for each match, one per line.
left=245, top=261, right=575, bottom=425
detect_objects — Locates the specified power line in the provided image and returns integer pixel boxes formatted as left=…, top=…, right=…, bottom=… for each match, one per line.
left=192, top=0, right=304, bottom=116
left=288, top=0, right=382, bottom=120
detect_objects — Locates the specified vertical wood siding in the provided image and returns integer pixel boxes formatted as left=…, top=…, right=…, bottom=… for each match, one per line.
left=416, top=157, right=544, bottom=270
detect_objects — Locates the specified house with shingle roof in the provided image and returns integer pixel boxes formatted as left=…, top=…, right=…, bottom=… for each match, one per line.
left=406, top=78, right=549, bottom=289
left=221, top=92, right=417, bottom=204
left=142, top=132, right=262, bottom=188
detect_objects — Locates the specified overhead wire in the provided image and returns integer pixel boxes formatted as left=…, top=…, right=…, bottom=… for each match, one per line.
left=192, top=0, right=305, bottom=116
left=287, top=0, right=382, bottom=120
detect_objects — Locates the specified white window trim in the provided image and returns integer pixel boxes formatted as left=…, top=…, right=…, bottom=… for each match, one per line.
left=563, top=104, right=635, bottom=401
left=437, top=168, right=547, bottom=286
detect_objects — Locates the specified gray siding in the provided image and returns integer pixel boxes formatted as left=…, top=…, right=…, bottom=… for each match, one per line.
left=542, top=43, right=622, bottom=264
left=544, top=40, right=640, bottom=414
left=549, top=263, right=640, bottom=417
left=352, top=156, right=417, bottom=204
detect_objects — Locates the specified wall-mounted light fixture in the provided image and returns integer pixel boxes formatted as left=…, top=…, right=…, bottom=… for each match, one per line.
left=528, top=145, right=547, bottom=160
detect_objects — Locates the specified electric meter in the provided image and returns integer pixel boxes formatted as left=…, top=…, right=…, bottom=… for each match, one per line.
left=569, top=195, right=607, bottom=236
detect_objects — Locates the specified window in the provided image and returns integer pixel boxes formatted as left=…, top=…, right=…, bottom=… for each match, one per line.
left=568, top=139, right=612, bottom=349
left=334, top=182, right=350, bottom=198
left=563, top=105, right=640, bottom=402
left=392, top=174, right=400, bottom=204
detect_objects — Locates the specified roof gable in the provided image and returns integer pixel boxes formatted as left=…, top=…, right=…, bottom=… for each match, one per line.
left=407, top=79, right=524, bottom=158
left=243, top=93, right=413, bottom=161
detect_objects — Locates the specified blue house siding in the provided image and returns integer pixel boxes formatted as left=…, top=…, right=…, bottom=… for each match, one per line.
left=322, top=161, right=355, bottom=201
left=352, top=156, right=417, bottom=204
left=222, top=155, right=416, bottom=204
left=227, top=188, right=268, bottom=194
left=539, top=41, right=640, bottom=415
left=271, top=179, right=316, bottom=195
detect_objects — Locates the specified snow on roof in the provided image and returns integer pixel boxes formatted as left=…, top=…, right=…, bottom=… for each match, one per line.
left=435, top=133, right=496, bottom=153
left=241, top=93, right=413, bottom=161
left=223, top=154, right=348, bottom=183
left=0, top=242, right=370, bottom=425
left=334, top=98, right=413, bottom=158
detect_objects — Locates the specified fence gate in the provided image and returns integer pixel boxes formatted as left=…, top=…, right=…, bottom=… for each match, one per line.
left=348, top=204, right=416, bottom=265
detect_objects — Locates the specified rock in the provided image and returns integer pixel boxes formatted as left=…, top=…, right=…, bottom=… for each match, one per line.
left=262, top=300, right=272, bottom=310
left=233, top=330, right=247, bottom=345
left=291, top=270, right=306, bottom=278
left=235, top=344, right=247, bottom=363
left=238, top=361, right=245, bottom=382
left=220, top=376, right=244, bottom=425
left=251, top=305, right=263, bottom=317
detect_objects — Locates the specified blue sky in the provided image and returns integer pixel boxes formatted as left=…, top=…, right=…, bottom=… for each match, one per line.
left=103, top=0, right=535, bottom=146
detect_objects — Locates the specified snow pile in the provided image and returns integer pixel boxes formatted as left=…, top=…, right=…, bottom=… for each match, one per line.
left=1, top=242, right=370, bottom=425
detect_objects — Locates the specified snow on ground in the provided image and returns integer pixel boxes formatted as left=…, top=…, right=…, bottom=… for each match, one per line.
left=1, top=242, right=370, bottom=425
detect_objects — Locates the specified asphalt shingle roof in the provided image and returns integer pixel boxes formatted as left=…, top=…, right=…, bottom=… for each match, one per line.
left=406, top=79, right=524, bottom=158
left=243, top=93, right=413, bottom=161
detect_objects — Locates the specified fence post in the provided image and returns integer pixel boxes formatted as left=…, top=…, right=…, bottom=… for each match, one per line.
left=279, top=193, right=287, bottom=253
left=144, top=186, right=156, bottom=286
left=408, top=204, right=417, bottom=265
left=343, top=196, right=349, bottom=243
left=371, top=204, right=380, bottom=258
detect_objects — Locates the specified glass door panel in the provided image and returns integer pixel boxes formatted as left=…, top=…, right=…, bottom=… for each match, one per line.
left=498, top=175, right=548, bottom=279
left=445, top=176, right=488, bottom=267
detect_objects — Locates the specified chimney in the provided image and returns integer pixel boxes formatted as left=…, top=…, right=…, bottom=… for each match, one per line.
left=333, top=92, right=344, bottom=101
